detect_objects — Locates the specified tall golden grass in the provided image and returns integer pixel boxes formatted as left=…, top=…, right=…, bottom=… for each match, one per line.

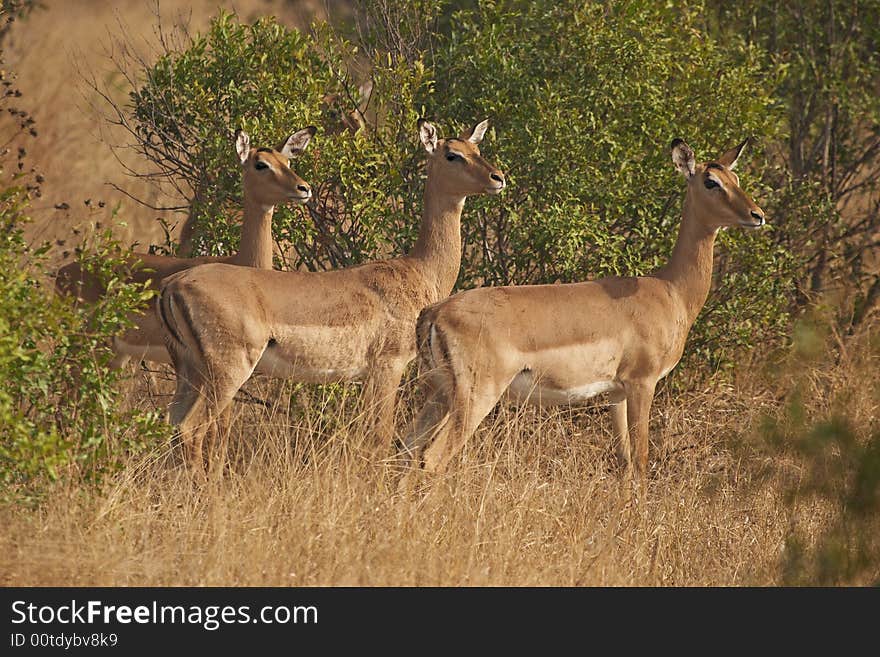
left=1, top=316, right=875, bottom=586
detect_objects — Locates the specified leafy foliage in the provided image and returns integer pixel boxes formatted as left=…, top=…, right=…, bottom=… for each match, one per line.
left=0, top=184, right=166, bottom=501
left=709, top=0, right=880, bottom=324
left=119, top=13, right=432, bottom=271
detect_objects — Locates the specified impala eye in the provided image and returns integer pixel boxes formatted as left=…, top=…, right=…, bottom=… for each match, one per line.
left=446, top=152, right=463, bottom=162
left=255, top=161, right=269, bottom=170
left=704, top=177, right=720, bottom=190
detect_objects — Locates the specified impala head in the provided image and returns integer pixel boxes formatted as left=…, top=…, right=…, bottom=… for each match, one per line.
left=236, top=127, right=316, bottom=207
left=321, top=79, right=372, bottom=134
left=419, top=118, right=506, bottom=197
left=672, top=138, right=765, bottom=229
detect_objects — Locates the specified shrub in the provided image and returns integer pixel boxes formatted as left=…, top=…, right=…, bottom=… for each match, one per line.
left=431, top=0, right=793, bottom=370
left=709, top=1, right=880, bottom=326
left=0, top=183, right=166, bottom=501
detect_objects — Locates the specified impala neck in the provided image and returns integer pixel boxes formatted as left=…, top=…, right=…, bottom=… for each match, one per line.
left=409, top=174, right=466, bottom=298
left=657, top=192, right=718, bottom=326
left=230, top=195, right=275, bottom=269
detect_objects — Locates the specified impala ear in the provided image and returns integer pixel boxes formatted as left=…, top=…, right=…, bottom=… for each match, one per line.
left=418, top=118, right=438, bottom=153
left=462, top=119, right=490, bottom=144
left=278, top=126, right=317, bottom=159
left=671, top=138, right=695, bottom=178
left=718, top=137, right=749, bottom=170
left=235, top=129, right=251, bottom=164
left=357, top=79, right=373, bottom=108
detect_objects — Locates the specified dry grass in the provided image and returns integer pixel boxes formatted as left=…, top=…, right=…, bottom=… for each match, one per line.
left=1, top=319, right=875, bottom=586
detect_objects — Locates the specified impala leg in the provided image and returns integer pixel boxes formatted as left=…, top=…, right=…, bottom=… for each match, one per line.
left=394, top=384, right=450, bottom=493
left=401, top=359, right=458, bottom=470
left=168, top=368, right=199, bottom=426
left=609, top=395, right=632, bottom=475
left=206, top=404, right=234, bottom=474
left=200, top=362, right=257, bottom=470
left=400, top=382, right=451, bottom=462
left=168, top=333, right=264, bottom=475
left=165, top=362, right=202, bottom=474
left=624, top=380, right=657, bottom=479
left=362, top=360, right=407, bottom=446
left=422, top=386, right=503, bottom=473
left=182, top=381, right=243, bottom=477
left=167, top=361, right=228, bottom=476
left=181, top=405, right=210, bottom=477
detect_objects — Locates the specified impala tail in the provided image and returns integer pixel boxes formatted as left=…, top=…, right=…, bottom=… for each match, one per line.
left=156, top=281, right=204, bottom=367
left=416, top=307, right=446, bottom=378
left=399, top=307, right=456, bottom=464
left=415, top=307, right=459, bottom=406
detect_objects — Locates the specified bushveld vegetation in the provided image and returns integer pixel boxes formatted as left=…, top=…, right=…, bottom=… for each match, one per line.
left=0, top=0, right=877, bottom=585
left=0, top=34, right=164, bottom=502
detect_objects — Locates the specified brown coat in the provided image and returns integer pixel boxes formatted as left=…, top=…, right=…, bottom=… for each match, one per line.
left=402, top=138, right=766, bottom=477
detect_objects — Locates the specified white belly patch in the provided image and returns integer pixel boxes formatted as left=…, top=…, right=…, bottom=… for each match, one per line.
left=507, top=371, right=621, bottom=406
left=114, top=339, right=171, bottom=365
left=256, top=348, right=366, bottom=382
left=658, top=362, right=677, bottom=380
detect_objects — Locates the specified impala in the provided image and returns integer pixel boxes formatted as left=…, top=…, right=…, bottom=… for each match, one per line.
left=55, top=127, right=315, bottom=368
left=177, top=83, right=370, bottom=256
left=399, top=137, right=765, bottom=477
left=320, top=79, right=373, bottom=135
left=158, top=118, right=505, bottom=471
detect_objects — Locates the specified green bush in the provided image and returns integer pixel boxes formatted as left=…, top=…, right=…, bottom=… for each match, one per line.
left=709, top=0, right=880, bottom=325
left=119, top=2, right=801, bottom=372
left=0, top=182, right=167, bottom=501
